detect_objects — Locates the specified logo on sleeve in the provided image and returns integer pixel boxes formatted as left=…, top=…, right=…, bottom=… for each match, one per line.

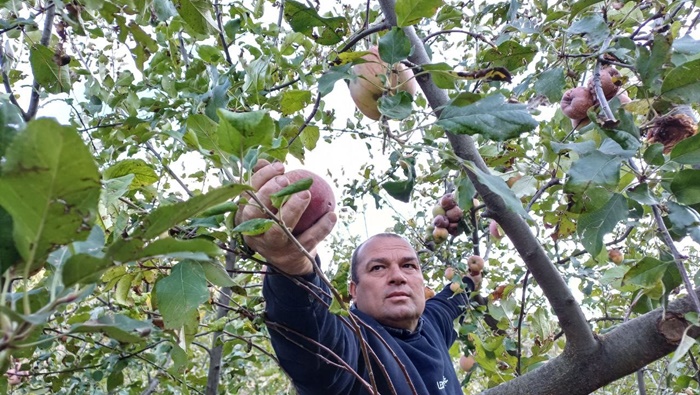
left=437, top=376, right=448, bottom=390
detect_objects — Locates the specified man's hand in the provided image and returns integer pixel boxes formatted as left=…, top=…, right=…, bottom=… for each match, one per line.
left=235, top=160, right=337, bottom=275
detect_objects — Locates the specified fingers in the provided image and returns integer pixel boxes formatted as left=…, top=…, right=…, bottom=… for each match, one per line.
left=250, top=161, right=284, bottom=191
left=295, top=211, right=338, bottom=251
left=277, top=189, right=312, bottom=232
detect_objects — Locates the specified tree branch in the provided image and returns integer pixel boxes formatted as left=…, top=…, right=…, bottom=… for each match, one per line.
left=376, top=0, right=597, bottom=354
left=481, top=289, right=700, bottom=395
left=422, top=29, right=496, bottom=48
left=25, top=2, right=55, bottom=121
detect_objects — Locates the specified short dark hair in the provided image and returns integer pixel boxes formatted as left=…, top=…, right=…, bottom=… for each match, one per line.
left=350, top=233, right=408, bottom=284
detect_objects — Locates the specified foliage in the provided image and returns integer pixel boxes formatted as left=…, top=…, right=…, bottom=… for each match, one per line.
left=0, top=0, right=699, bottom=394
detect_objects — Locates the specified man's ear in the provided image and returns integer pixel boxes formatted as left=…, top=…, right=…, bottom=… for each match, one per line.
left=349, top=281, right=357, bottom=301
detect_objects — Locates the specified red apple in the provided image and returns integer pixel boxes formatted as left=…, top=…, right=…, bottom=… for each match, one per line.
left=285, top=169, right=336, bottom=236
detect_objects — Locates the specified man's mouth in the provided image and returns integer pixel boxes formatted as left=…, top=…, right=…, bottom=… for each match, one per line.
left=386, top=292, right=410, bottom=299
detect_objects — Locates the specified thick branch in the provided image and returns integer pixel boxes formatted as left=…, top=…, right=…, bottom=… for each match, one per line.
left=482, top=289, right=700, bottom=395
left=376, top=0, right=596, bottom=353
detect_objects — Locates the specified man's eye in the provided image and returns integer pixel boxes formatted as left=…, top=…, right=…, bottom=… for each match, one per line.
left=403, top=263, right=417, bottom=269
left=370, top=265, right=384, bottom=271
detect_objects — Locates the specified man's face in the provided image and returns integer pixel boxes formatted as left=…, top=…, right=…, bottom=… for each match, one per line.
left=350, top=236, right=426, bottom=331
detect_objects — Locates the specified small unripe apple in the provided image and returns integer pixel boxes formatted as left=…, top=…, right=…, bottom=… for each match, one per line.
left=561, top=87, right=594, bottom=120
left=449, top=281, right=463, bottom=293
left=467, top=255, right=485, bottom=273
left=284, top=169, right=336, bottom=236
left=432, top=204, right=446, bottom=217
left=424, top=286, right=436, bottom=299
left=433, top=227, right=449, bottom=244
left=459, top=355, right=476, bottom=371
left=433, top=215, right=450, bottom=229
left=445, top=266, right=455, bottom=281
left=608, top=248, right=624, bottom=265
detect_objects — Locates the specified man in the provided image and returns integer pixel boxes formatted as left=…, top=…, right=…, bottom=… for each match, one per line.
left=237, top=160, right=481, bottom=395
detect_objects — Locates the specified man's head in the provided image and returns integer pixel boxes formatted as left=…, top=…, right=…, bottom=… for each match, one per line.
left=349, top=233, right=426, bottom=331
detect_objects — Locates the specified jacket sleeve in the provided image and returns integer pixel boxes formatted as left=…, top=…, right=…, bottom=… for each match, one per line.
left=422, top=277, right=475, bottom=347
left=263, top=264, right=359, bottom=392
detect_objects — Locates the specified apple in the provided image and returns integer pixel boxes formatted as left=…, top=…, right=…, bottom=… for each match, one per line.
left=459, top=355, right=476, bottom=371
left=284, top=169, right=336, bottom=236
left=560, top=86, right=594, bottom=120
left=489, top=220, right=503, bottom=240
left=440, top=193, right=457, bottom=210
left=432, top=227, right=449, bottom=244
left=445, top=266, right=455, bottom=281
left=449, top=281, right=462, bottom=293
left=608, top=248, right=624, bottom=265
left=445, top=206, right=463, bottom=222
left=433, top=214, right=450, bottom=228
left=424, top=286, right=436, bottom=299
left=348, top=46, right=417, bottom=120
left=432, top=204, right=446, bottom=217
left=467, top=255, right=484, bottom=273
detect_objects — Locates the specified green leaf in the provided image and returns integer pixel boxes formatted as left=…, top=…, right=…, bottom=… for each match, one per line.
left=280, top=90, right=312, bottom=115
left=71, top=314, right=153, bottom=343
left=564, top=150, right=622, bottom=195
left=378, top=27, right=412, bottom=64
left=534, top=67, right=566, bottom=103
left=395, top=0, right=444, bottom=27
left=670, top=169, right=700, bottom=205
left=637, top=33, right=671, bottom=94
left=318, top=64, right=352, bottom=96
left=301, top=125, right=320, bottom=151
left=175, top=0, right=217, bottom=35
left=270, top=177, right=312, bottom=208
left=667, top=201, right=700, bottom=231
left=626, top=183, right=658, bottom=206
left=0, top=119, right=100, bottom=270
left=0, top=99, right=25, bottom=160
left=62, top=254, right=112, bottom=287
left=661, top=58, right=700, bottom=103
left=382, top=178, right=415, bottom=203
left=155, top=261, right=210, bottom=330
left=422, top=62, right=457, bottom=89
left=104, top=159, right=158, bottom=189
left=566, top=14, right=610, bottom=47
left=153, top=0, right=177, bottom=21
left=141, top=238, right=222, bottom=260
left=283, top=0, right=348, bottom=45
left=132, top=183, right=253, bottom=240
left=481, top=41, right=537, bottom=72
left=232, top=218, right=275, bottom=236
left=437, top=94, right=538, bottom=141
left=194, top=261, right=236, bottom=287
left=218, top=109, right=274, bottom=155
left=466, top=163, right=531, bottom=220
left=643, top=143, right=665, bottom=166
left=224, top=18, right=241, bottom=40
left=577, top=193, right=627, bottom=256
left=0, top=207, right=21, bottom=274
left=623, top=257, right=668, bottom=289
left=29, top=44, right=70, bottom=94
left=378, top=91, right=413, bottom=120
left=187, top=114, right=219, bottom=151
left=670, top=133, right=700, bottom=165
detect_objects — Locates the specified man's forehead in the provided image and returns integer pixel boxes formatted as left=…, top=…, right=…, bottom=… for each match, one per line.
left=357, top=236, right=417, bottom=262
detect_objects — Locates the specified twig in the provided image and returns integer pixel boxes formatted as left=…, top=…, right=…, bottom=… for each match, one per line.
left=215, top=2, right=233, bottom=65
left=144, top=140, right=194, bottom=197
left=422, top=29, right=497, bottom=48
left=140, top=378, right=159, bottom=395
left=592, top=46, right=616, bottom=123
left=0, top=42, right=29, bottom=119
left=516, top=270, right=530, bottom=376
left=526, top=178, right=560, bottom=211
left=265, top=77, right=301, bottom=93
left=287, top=91, right=321, bottom=147
left=651, top=205, right=700, bottom=313
left=334, top=21, right=391, bottom=55
left=25, top=1, right=56, bottom=121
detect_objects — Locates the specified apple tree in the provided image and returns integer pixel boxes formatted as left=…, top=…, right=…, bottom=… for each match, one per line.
left=1, top=0, right=700, bottom=394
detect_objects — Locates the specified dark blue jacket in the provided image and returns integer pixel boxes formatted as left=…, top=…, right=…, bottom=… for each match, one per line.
left=263, top=269, right=473, bottom=395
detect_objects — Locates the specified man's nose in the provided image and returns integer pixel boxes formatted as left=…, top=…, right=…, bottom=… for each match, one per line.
left=387, top=265, right=407, bottom=284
